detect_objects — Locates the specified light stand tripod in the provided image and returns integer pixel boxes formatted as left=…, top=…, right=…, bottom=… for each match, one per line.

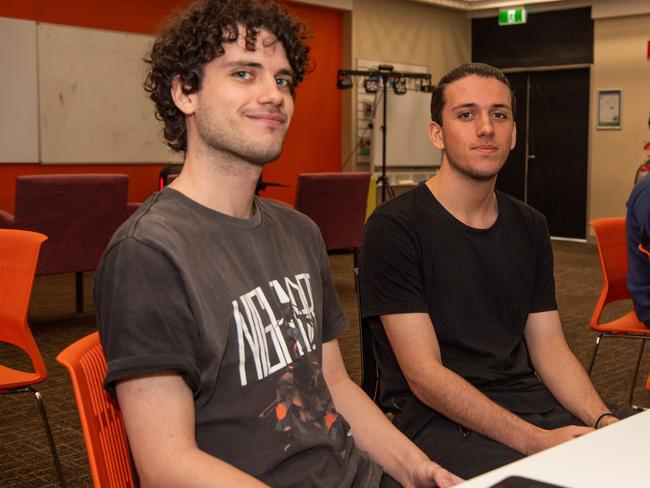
left=377, top=70, right=394, bottom=202
left=337, top=65, right=432, bottom=202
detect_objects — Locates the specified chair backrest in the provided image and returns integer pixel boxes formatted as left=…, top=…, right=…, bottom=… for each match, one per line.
left=57, top=332, right=136, bottom=488
left=353, top=268, right=380, bottom=404
left=590, top=218, right=630, bottom=306
left=295, top=172, right=370, bottom=251
left=0, top=229, right=48, bottom=384
left=13, top=174, right=133, bottom=275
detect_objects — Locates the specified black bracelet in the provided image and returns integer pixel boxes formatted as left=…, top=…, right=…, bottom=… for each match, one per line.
left=594, top=412, right=616, bottom=429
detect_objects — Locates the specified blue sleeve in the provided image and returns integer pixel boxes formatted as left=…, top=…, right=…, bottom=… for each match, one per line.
left=627, top=182, right=650, bottom=324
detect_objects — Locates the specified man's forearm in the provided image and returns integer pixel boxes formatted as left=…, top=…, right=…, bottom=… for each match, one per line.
left=529, top=337, right=613, bottom=428
left=408, top=364, right=544, bottom=455
left=136, top=448, right=268, bottom=488
left=524, top=310, right=615, bottom=428
left=323, top=339, right=460, bottom=488
left=327, top=374, right=431, bottom=486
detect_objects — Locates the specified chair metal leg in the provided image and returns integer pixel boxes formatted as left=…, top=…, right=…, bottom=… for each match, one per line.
left=627, top=340, right=647, bottom=407
left=30, top=387, right=67, bottom=487
left=587, top=334, right=603, bottom=375
left=75, top=271, right=83, bottom=313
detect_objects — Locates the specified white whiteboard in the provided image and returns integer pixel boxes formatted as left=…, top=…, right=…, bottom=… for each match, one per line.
left=38, top=23, right=181, bottom=164
left=373, top=89, right=441, bottom=168
left=0, top=17, right=39, bottom=163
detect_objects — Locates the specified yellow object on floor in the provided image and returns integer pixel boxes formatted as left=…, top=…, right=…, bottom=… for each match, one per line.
left=366, top=175, right=376, bottom=220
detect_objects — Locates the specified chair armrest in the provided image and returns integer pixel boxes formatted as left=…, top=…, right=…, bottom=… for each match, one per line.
left=0, top=210, right=15, bottom=228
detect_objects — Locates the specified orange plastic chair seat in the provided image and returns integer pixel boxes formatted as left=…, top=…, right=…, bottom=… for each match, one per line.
left=0, top=364, right=43, bottom=390
left=591, top=309, right=650, bottom=335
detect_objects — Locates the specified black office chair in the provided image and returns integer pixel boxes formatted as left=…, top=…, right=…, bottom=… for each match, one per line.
left=353, top=268, right=380, bottom=404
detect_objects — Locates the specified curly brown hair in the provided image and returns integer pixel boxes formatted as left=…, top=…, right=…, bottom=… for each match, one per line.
left=145, top=0, right=310, bottom=152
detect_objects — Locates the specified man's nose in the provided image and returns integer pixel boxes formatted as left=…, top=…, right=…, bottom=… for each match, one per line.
left=258, top=74, right=284, bottom=106
left=477, top=113, right=494, bottom=136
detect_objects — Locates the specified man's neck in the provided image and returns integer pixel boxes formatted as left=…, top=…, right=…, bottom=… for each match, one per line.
left=426, top=163, right=498, bottom=229
left=169, top=145, right=261, bottom=220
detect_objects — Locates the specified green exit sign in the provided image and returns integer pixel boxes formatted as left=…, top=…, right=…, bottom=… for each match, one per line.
left=499, top=7, right=527, bottom=26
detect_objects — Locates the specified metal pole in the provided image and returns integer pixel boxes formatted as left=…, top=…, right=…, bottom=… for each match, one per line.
left=381, top=76, right=388, bottom=202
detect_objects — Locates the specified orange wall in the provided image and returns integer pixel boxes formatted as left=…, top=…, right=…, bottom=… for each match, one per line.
left=0, top=1, right=342, bottom=208
left=0, top=0, right=193, bottom=35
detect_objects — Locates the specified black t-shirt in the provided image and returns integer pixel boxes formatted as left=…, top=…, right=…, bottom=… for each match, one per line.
left=359, top=183, right=558, bottom=421
left=95, top=189, right=382, bottom=487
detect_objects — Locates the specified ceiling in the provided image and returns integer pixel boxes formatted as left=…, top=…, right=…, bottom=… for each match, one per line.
left=407, top=0, right=579, bottom=11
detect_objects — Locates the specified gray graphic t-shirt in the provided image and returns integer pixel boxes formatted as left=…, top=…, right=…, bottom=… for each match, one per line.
left=95, top=188, right=381, bottom=487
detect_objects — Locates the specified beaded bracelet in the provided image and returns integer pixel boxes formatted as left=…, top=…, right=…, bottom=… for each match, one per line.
left=594, top=412, right=616, bottom=429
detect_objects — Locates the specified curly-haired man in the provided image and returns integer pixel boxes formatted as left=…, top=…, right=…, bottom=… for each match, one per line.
left=94, top=1, right=461, bottom=486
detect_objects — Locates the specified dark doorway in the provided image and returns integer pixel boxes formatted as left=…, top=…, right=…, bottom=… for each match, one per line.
left=497, top=72, right=527, bottom=202
left=497, top=68, right=589, bottom=239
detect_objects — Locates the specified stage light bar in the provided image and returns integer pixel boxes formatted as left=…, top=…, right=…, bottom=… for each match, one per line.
left=337, top=72, right=353, bottom=89
left=363, top=76, right=379, bottom=94
left=393, top=79, right=407, bottom=95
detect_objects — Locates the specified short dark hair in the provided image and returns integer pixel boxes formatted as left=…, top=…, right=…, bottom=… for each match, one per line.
left=430, top=63, right=515, bottom=125
left=144, top=0, right=310, bottom=152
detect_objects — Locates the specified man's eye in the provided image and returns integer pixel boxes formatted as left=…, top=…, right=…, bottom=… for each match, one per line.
left=492, top=112, right=509, bottom=120
left=458, top=112, right=473, bottom=119
left=276, top=78, right=292, bottom=88
left=233, top=71, right=252, bottom=79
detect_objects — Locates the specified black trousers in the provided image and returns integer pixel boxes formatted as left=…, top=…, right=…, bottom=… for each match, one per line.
left=380, top=405, right=582, bottom=486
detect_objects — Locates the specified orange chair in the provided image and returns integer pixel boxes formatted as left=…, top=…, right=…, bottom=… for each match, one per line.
left=646, top=374, right=650, bottom=393
left=57, top=332, right=136, bottom=488
left=0, top=229, right=66, bottom=487
left=589, top=218, right=650, bottom=405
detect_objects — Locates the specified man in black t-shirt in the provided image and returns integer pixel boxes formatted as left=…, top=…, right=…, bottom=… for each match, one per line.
left=359, top=63, right=617, bottom=479
left=94, top=1, right=462, bottom=487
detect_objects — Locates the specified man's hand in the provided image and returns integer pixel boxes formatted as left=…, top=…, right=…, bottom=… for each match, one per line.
left=525, top=424, right=593, bottom=455
left=408, top=461, right=464, bottom=488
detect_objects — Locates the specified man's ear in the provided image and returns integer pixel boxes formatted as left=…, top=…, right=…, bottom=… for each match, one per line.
left=171, top=75, right=197, bottom=116
left=510, top=121, right=517, bottom=150
left=427, top=121, right=445, bottom=151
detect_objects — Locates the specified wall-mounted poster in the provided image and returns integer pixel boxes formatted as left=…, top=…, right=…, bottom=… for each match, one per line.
left=597, top=89, right=621, bottom=129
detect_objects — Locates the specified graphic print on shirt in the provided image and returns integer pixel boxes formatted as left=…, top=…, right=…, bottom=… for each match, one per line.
left=232, top=272, right=343, bottom=451
left=232, top=272, right=318, bottom=387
